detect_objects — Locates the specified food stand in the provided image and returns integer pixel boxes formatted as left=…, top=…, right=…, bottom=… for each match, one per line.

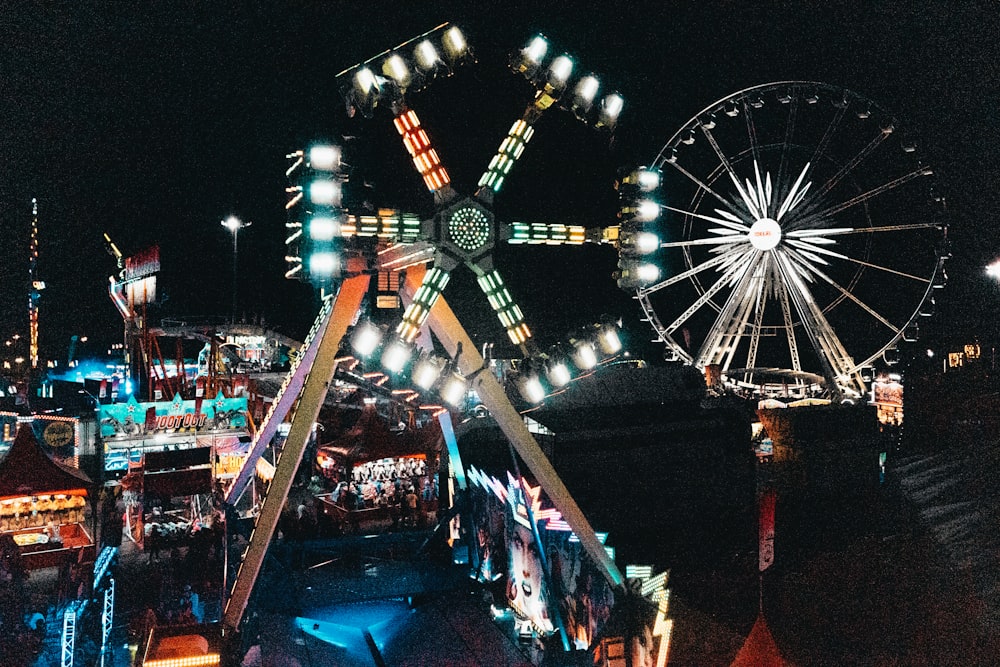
left=0, top=424, right=94, bottom=569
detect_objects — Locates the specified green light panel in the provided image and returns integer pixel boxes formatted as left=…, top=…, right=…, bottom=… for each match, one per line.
left=507, top=222, right=586, bottom=245
left=342, top=212, right=423, bottom=244
left=397, top=266, right=451, bottom=343
left=476, top=269, right=532, bottom=346
left=478, top=119, right=535, bottom=194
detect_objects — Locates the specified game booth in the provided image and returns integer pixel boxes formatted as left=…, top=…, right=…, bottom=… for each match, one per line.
left=0, top=423, right=95, bottom=570
left=97, top=393, right=249, bottom=550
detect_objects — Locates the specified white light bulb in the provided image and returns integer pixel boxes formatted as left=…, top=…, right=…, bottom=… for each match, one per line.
left=573, top=342, right=597, bottom=370
left=635, top=232, right=660, bottom=254
left=637, top=200, right=660, bottom=222
left=440, top=374, right=467, bottom=406
left=381, top=341, right=411, bottom=373
left=525, top=36, right=548, bottom=64
left=637, top=263, right=660, bottom=283
left=548, top=55, right=573, bottom=84
left=351, top=324, right=381, bottom=357
left=308, top=145, right=340, bottom=171
left=355, top=67, right=377, bottom=95
left=546, top=362, right=571, bottom=388
left=519, top=376, right=546, bottom=404
left=308, top=253, right=338, bottom=276
left=308, top=217, right=339, bottom=241
left=637, top=169, right=660, bottom=191
left=414, top=40, right=439, bottom=70
left=308, top=179, right=341, bottom=206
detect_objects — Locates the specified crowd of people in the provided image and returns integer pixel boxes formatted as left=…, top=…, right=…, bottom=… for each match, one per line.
left=321, top=456, right=438, bottom=517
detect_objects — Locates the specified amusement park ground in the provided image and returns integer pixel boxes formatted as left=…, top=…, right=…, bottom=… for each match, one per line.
left=13, top=462, right=999, bottom=667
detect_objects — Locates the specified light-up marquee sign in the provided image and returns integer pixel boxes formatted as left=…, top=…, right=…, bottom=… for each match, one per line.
left=99, top=393, right=248, bottom=439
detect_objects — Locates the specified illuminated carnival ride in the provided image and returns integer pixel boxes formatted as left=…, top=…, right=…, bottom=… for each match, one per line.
left=621, top=81, right=949, bottom=401
left=153, top=24, right=676, bottom=667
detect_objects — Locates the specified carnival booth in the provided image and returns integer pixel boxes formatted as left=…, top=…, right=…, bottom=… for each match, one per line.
left=315, top=404, right=441, bottom=531
left=0, top=424, right=94, bottom=569
left=120, top=446, right=220, bottom=551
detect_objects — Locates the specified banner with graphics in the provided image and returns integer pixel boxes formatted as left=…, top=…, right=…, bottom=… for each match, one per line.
left=465, top=465, right=615, bottom=650
left=99, top=393, right=248, bottom=439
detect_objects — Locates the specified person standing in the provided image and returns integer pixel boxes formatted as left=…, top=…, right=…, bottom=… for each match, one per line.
left=404, top=487, right=418, bottom=528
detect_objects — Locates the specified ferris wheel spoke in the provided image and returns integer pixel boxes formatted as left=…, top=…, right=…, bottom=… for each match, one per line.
left=787, top=222, right=940, bottom=237
left=790, top=166, right=931, bottom=231
left=662, top=204, right=750, bottom=232
left=774, top=274, right=802, bottom=373
left=638, top=251, right=734, bottom=296
left=639, top=296, right=694, bottom=363
left=720, top=281, right=760, bottom=373
left=665, top=253, right=754, bottom=335
left=697, top=253, right=764, bottom=368
left=808, top=102, right=848, bottom=170
left=743, top=268, right=769, bottom=381
left=743, top=99, right=763, bottom=170
left=775, top=253, right=861, bottom=392
left=776, top=162, right=812, bottom=222
left=808, top=264, right=901, bottom=334
left=664, top=158, right=747, bottom=219
left=659, top=236, right=745, bottom=249
left=787, top=240, right=931, bottom=283
left=790, top=132, right=889, bottom=222
left=775, top=95, right=799, bottom=206
left=699, top=125, right=762, bottom=218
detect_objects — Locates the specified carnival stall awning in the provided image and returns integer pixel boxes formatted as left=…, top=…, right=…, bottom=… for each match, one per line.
left=318, top=404, right=441, bottom=465
left=0, top=424, right=92, bottom=500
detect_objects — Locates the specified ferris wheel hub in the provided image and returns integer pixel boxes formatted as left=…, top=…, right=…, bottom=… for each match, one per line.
left=748, top=218, right=781, bottom=250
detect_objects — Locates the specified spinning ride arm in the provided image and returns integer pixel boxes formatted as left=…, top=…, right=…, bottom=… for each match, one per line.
left=394, top=107, right=456, bottom=204
left=395, top=265, right=451, bottom=343
left=472, top=266, right=533, bottom=350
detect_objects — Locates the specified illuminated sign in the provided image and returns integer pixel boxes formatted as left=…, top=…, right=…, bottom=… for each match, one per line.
left=99, top=394, right=248, bottom=438
left=124, top=245, right=160, bottom=281
left=43, top=421, right=74, bottom=448
left=226, top=335, right=265, bottom=349
left=466, top=465, right=616, bottom=649
left=125, top=276, right=157, bottom=307
left=872, top=379, right=903, bottom=407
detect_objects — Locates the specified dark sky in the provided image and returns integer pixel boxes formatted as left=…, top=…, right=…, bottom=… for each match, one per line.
left=2, top=1, right=998, bottom=363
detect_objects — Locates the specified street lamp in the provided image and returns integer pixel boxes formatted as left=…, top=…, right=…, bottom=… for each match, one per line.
left=221, top=216, right=252, bottom=323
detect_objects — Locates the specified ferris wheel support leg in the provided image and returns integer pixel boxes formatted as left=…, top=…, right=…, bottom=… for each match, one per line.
left=403, top=267, right=624, bottom=591
left=221, top=274, right=371, bottom=635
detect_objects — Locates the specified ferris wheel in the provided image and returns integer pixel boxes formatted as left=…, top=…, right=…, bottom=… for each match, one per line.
left=626, top=82, right=949, bottom=398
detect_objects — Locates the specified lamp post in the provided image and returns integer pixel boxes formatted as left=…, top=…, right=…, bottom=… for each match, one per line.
left=221, top=216, right=251, bottom=324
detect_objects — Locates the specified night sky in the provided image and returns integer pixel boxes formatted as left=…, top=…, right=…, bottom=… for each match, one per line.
left=3, top=1, right=998, bottom=364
